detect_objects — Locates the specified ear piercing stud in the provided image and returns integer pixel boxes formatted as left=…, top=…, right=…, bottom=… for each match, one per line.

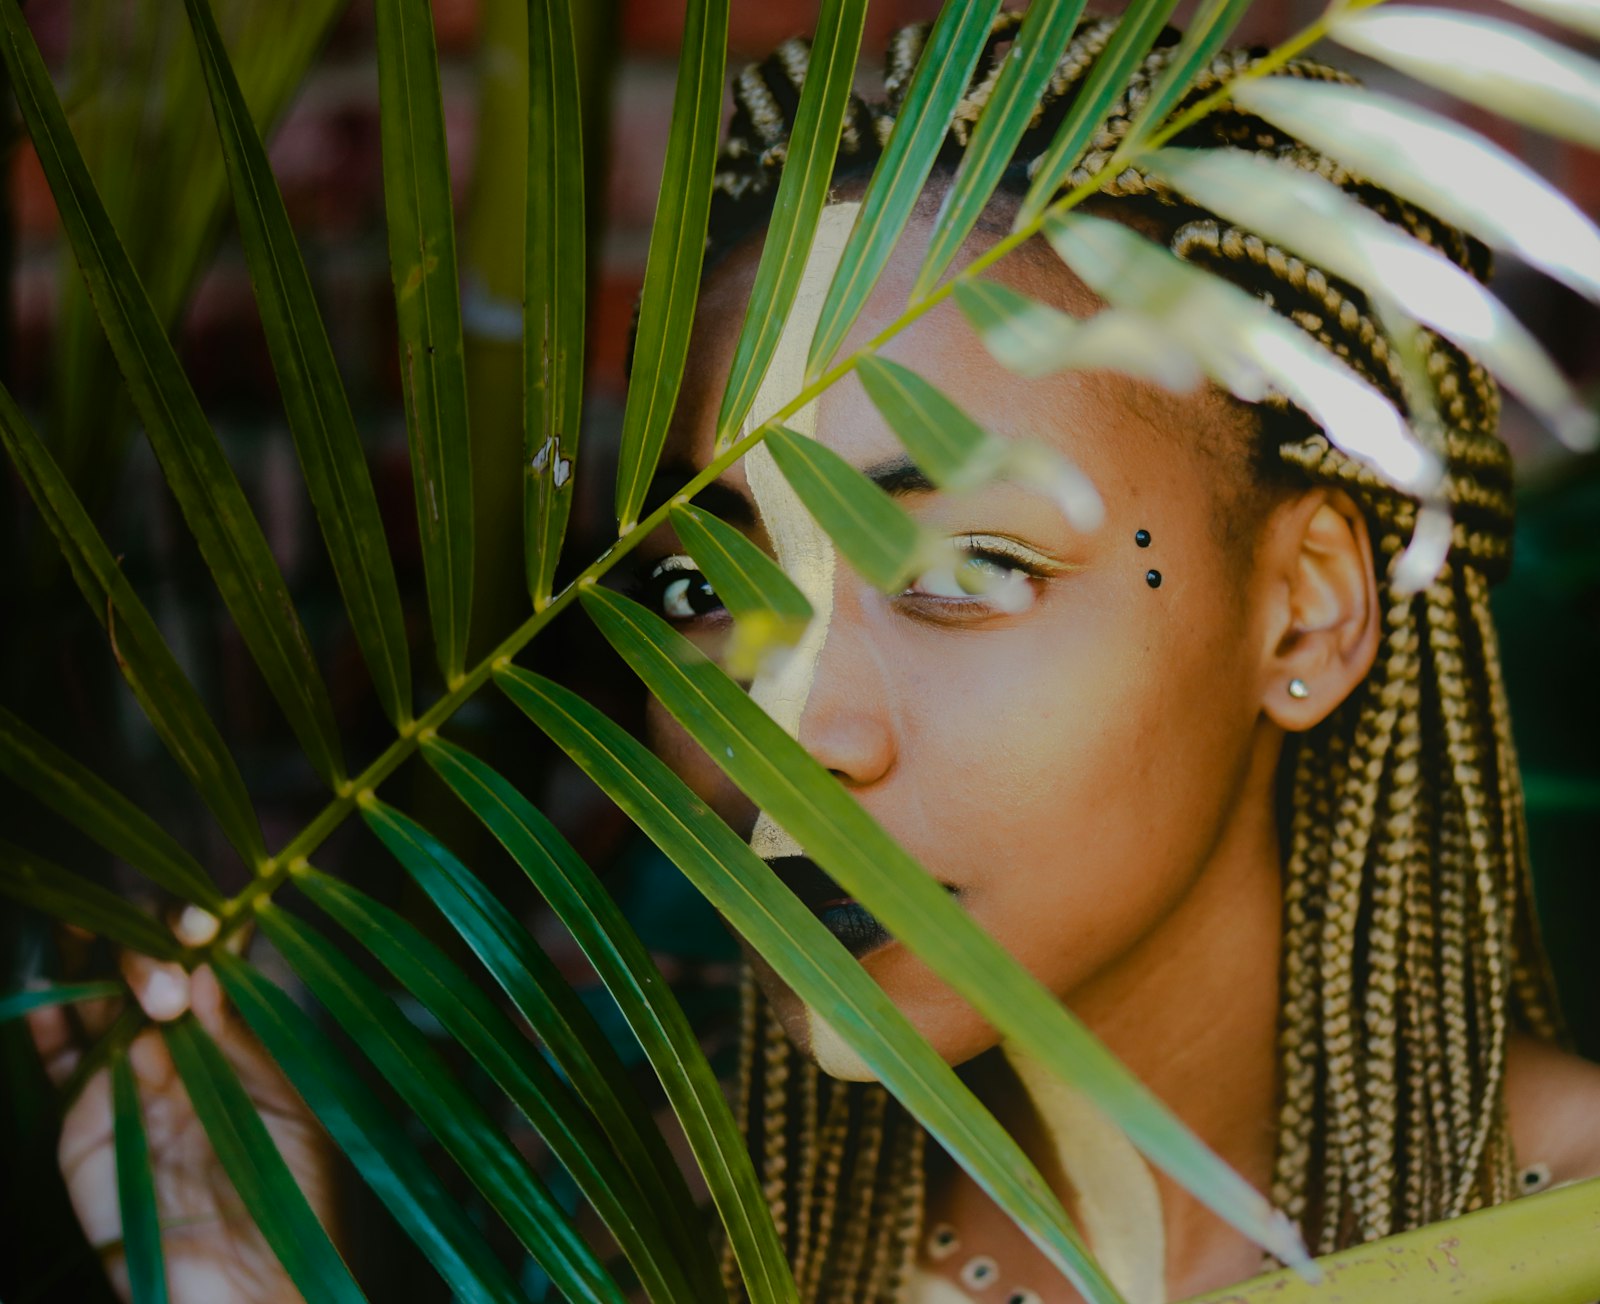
left=1288, top=678, right=1310, bottom=700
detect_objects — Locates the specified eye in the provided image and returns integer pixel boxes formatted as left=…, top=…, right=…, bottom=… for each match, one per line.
left=901, top=536, right=1051, bottom=614
left=639, top=554, right=725, bottom=622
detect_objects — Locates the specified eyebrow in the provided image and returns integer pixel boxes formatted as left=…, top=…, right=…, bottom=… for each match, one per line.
left=862, top=454, right=936, bottom=498
left=643, top=462, right=755, bottom=525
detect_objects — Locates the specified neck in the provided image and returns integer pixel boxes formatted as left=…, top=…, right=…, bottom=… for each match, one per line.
left=993, top=727, right=1286, bottom=1300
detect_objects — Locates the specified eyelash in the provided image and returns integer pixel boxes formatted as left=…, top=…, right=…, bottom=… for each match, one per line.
left=898, top=535, right=1054, bottom=611
left=634, top=555, right=726, bottom=623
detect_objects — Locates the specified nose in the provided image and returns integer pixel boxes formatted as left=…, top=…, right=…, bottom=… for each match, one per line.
left=792, top=601, right=897, bottom=789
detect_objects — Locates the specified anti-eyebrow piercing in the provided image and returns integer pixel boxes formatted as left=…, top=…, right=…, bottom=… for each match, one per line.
left=1289, top=678, right=1310, bottom=699
left=1145, top=569, right=1162, bottom=588
left=1135, top=528, right=1151, bottom=547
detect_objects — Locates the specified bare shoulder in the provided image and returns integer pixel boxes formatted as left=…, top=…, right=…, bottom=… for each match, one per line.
left=1505, top=1031, right=1600, bottom=1184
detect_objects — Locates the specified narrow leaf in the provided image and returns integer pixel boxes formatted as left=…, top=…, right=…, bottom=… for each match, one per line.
left=0, top=981, right=123, bottom=1023
left=425, top=733, right=777, bottom=1304
left=373, top=0, right=474, bottom=679
left=669, top=503, right=812, bottom=673
left=0, top=386, right=265, bottom=865
left=183, top=0, right=413, bottom=726
left=913, top=0, right=1087, bottom=299
left=0, top=706, right=222, bottom=908
left=764, top=425, right=928, bottom=590
left=1501, top=0, right=1600, bottom=41
left=163, top=1016, right=365, bottom=1303
left=581, top=588, right=1312, bottom=1269
left=1142, top=147, right=1598, bottom=451
left=1016, top=0, right=1184, bottom=230
left=0, top=0, right=346, bottom=786
left=1230, top=77, right=1600, bottom=306
left=0, top=842, right=184, bottom=962
left=715, top=0, right=871, bottom=442
left=856, top=354, right=1000, bottom=489
left=806, top=0, right=1005, bottom=377
left=213, top=954, right=527, bottom=1304
left=954, top=277, right=1204, bottom=391
left=1331, top=8, right=1600, bottom=151
left=111, top=1049, right=168, bottom=1304
left=1119, top=0, right=1253, bottom=155
left=256, top=900, right=625, bottom=1303
left=614, top=0, right=730, bottom=529
left=525, top=0, right=587, bottom=606
left=496, top=666, right=1120, bottom=1304
left=1043, top=213, right=1444, bottom=499
left=327, top=823, right=700, bottom=1303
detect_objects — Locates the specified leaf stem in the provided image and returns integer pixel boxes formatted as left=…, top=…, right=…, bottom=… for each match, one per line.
left=202, top=0, right=1349, bottom=957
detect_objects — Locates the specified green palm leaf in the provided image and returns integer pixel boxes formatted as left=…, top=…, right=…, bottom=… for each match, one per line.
left=614, top=0, right=730, bottom=530
left=765, top=426, right=929, bottom=590
left=1118, top=0, right=1254, bottom=156
left=0, top=982, right=123, bottom=1024
left=1016, top=0, right=1183, bottom=229
left=1330, top=8, right=1600, bottom=151
left=0, top=706, right=222, bottom=909
left=111, top=1048, right=168, bottom=1304
left=0, top=0, right=346, bottom=788
left=213, top=953, right=528, bottom=1304
left=183, top=0, right=413, bottom=727
left=422, top=734, right=772, bottom=1304
left=912, top=0, right=1087, bottom=300
left=579, top=587, right=1310, bottom=1269
left=496, top=667, right=1121, bottom=1304
left=324, top=822, right=701, bottom=1302
left=373, top=0, right=475, bottom=681
left=162, top=1015, right=365, bottom=1302
left=806, top=0, right=1005, bottom=378
left=525, top=0, right=587, bottom=607
left=0, top=385, right=265, bottom=866
left=714, top=0, right=870, bottom=444
left=0, top=842, right=184, bottom=963
left=856, top=354, right=1002, bottom=490
left=1230, top=78, right=1600, bottom=306
left=256, top=899, right=625, bottom=1303
left=353, top=782, right=714, bottom=1296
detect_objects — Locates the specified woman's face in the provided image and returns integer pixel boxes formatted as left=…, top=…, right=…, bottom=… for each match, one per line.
left=635, top=209, right=1297, bottom=1074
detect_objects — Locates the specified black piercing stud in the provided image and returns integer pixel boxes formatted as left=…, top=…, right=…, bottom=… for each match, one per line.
left=1134, top=528, right=1151, bottom=548
left=1145, top=569, right=1162, bottom=588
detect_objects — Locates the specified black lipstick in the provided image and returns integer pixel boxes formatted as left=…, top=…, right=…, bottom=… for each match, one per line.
left=764, top=855, right=893, bottom=958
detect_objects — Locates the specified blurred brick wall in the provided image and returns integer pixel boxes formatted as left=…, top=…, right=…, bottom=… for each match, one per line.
left=7, top=0, right=1599, bottom=457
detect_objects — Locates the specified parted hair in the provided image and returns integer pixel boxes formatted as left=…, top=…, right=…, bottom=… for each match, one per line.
left=705, top=12, right=1565, bottom=1299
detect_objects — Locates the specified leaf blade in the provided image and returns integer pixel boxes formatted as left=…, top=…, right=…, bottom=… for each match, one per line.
left=0, top=841, right=184, bottom=962
left=807, top=0, right=1007, bottom=376
left=256, top=899, right=626, bottom=1304
left=0, top=706, right=223, bottom=909
left=525, top=0, right=587, bottom=606
left=0, top=384, right=265, bottom=866
left=374, top=0, right=475, bottom=679
left=424, top=733, right=778, bottom=1304
left=111, top=1048, right=169, bottom=1304
left=496, top=665, right=1122, bottom=1304
left=1230, top=77, right=1600, bottom=306
left=1016, top=0, right=1185, bottom=230
left=0, top=0, right=346, bottom=787
left=0, top=982, right=123, bottom=1023
left=580, top=588, right=1310, bottom=1269
left=913, top=0, right=1088, bottom=299
left=163, top=1015, right=365, bottom=1303
left=213, top=954, right=527, bottom=1304
left=614, top=0, right=731, bottom=529
left=714, top=0, right=870, bottom=443
left=183, top=0, right=413, bottom=726
left=1330, top=8, right=1600, bottom=151
left=324, top=822, right=700, bottom=1303
left=1118, top=0, right=1254, bottom=156
left=764, top=425, right=927, bottom=591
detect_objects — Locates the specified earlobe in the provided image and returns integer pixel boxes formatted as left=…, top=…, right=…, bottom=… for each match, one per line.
left=1261, top=490, right=1381, bottom=732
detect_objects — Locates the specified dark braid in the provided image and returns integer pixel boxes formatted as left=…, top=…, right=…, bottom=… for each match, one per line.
left=706, top=14, right=1564, bottom=1299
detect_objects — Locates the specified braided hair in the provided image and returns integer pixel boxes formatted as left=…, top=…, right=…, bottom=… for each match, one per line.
left=705, top=14, right=1566, bottom=1296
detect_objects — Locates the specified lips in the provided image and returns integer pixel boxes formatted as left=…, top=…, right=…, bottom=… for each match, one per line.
left=764, top=855, right=892, bottom=958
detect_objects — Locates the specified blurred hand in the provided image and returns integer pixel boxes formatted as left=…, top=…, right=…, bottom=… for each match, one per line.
left=27, top=907, right=337, bottom=1304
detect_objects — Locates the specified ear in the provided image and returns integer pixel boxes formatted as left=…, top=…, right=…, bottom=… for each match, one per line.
left=1257, top=489, right=1381, bottom=732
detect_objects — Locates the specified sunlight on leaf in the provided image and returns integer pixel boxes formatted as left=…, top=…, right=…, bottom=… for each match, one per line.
left=1499, top=0, right=1600, bottom=40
